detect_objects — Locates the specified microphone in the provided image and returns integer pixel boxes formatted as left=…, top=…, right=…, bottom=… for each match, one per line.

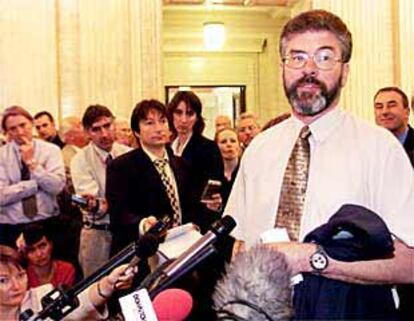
left=127, top=215, right=172, bottom=268
left=119, top=288, right=193, bottom=321
left=153, top=288, right=193, bottom=321
left=19, top=234, right=159, bottom=321
left=141, top=215, right=237, bottom=297
left=213, top=245, right=293, bottom=321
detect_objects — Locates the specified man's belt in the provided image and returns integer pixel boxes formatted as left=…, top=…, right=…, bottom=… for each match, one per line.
left=83, top=221, right=110, bottom=231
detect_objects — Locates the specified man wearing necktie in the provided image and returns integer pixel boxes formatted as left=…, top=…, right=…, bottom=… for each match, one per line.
left=0, top=106, right=65, bottom=247
left=225, top=9, right=414, bottom=319
left=106, top=99, right=221, bottom=255
left=70, top=105, right=131, bottom=277
left=106, top=100, right=222, bottom=319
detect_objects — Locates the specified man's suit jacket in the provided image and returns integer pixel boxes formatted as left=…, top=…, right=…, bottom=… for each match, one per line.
left=403, top=125, right=414, bottom=167
left=106, top=147, right=197, bottom=253
left=399, top=125, right=414, bottom=321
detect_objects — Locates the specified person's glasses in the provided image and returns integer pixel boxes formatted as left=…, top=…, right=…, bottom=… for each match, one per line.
left=283, top=49, right=342, bottom=70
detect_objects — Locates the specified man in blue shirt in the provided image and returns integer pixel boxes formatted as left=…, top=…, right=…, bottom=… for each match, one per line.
left=0, top=106, right=65, bottom=246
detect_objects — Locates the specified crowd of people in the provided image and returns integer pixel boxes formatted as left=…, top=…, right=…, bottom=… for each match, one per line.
left=0, top=9, right=413, bottom=321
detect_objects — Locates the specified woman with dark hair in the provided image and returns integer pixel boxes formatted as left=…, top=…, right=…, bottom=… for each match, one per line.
left=17, top=223, right=76, bottom=289
left=167, top=91, right=225, bottom=320
left=167, top=91, right=224, bottom=231
left=0, top=245, right=135, bottom=321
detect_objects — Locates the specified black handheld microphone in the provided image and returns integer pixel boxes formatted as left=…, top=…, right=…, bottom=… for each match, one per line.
left=141, top=215, right=237, bottom=297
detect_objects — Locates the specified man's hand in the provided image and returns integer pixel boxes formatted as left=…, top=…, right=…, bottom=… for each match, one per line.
left=19, top=137, right=36, bottom=168
left=231, top=240, right=246, bottom=261
left=264, top=242, right=317, bottom=275
left=142, top=216, right=158, bottom=233
left=81, top=194, right=108, bottom=216
left=201, top=193, right=223, bottom=212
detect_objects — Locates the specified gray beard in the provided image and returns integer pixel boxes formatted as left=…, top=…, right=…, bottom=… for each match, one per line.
left=291, top=91, right=327, bottom=116
left=284, top=74, right=342, bottom=116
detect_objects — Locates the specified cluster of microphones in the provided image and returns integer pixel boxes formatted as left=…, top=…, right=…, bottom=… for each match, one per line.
left=19, top=215, right=293, bottom=321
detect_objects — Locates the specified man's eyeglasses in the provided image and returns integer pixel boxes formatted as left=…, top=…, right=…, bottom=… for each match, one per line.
left=282, top=49, right=342, bottom=70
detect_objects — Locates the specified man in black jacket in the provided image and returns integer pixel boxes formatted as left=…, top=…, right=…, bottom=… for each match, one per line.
left=374, top=86, right=414, bottom=320
left=107, top=100, right=192, bottom=253
left=106, top=100, right=221, bottom=253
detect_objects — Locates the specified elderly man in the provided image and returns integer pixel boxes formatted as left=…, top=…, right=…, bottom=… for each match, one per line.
left=60, top=116, right=89, bottom=169
left=374, top=86, right=414, bottom=166
left=225, top=10, right=413, bottom=319
left=0, top=106, right=65, bottom=246
left=215, top=115, right=232, bottom=133
left=114, top=117, right=132, bottom=147
left=236, top=112, right=260, bottom=149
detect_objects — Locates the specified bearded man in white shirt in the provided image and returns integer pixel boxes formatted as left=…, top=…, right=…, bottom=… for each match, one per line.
left=225, top=9, right=414, bottom=319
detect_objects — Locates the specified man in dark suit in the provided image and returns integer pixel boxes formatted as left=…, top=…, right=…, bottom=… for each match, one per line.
left=106, top=99, right=221, bottom=254
left=374, top=86, right=414, bottom=321
left=374, top=86, right=414, bottom=166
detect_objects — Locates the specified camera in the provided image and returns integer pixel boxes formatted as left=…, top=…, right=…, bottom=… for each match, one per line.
left=201, top=179, right=222, bottom=201
left=70, top=194, right=100, bottom=213
left=71, top=194, right=88, bottom=207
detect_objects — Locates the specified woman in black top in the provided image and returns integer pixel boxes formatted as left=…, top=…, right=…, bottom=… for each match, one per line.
left=167, top=91, right=224, bottom=230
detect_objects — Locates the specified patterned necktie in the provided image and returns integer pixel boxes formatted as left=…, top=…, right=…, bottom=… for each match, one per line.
left=275, top=126, right=311, bottom=241
left=21, top=161, right=38, bottom=218
left=153, top=159, right=181, bottom=225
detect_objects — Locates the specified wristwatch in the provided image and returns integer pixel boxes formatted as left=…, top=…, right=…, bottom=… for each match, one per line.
left=309, top=244, right=329, bottom=273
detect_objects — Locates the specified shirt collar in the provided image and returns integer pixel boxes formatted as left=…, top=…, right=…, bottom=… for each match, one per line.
left=11, top=139, right=35, bottom=156
left=291, top=107, right=344, bottom=143
left=141, top=144, right=169, bottom=163
left=397, top=127, right=409, bottom=145
left=171, top=133, right=192, bottom=156
left=92, top=142, right=112, bottom=160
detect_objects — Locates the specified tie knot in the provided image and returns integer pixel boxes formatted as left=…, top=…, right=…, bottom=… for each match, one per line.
left=154, top=159, right=168, bottom=170
left=299, top=126, right=311, bottom=139
left=105, top=154, right=113, bottom=165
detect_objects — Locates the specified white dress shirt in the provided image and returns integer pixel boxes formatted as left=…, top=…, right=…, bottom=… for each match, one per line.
left=225, top=107, right=414, bottom=248
left=0, top=139, right=66, bottom=224
left=70, top=142, right=131, bottom=224
left=171, top=133, right=192, bottom=156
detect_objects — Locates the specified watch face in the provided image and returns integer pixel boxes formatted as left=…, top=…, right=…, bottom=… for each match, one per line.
left=311, top=252, right=328, bottom=271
